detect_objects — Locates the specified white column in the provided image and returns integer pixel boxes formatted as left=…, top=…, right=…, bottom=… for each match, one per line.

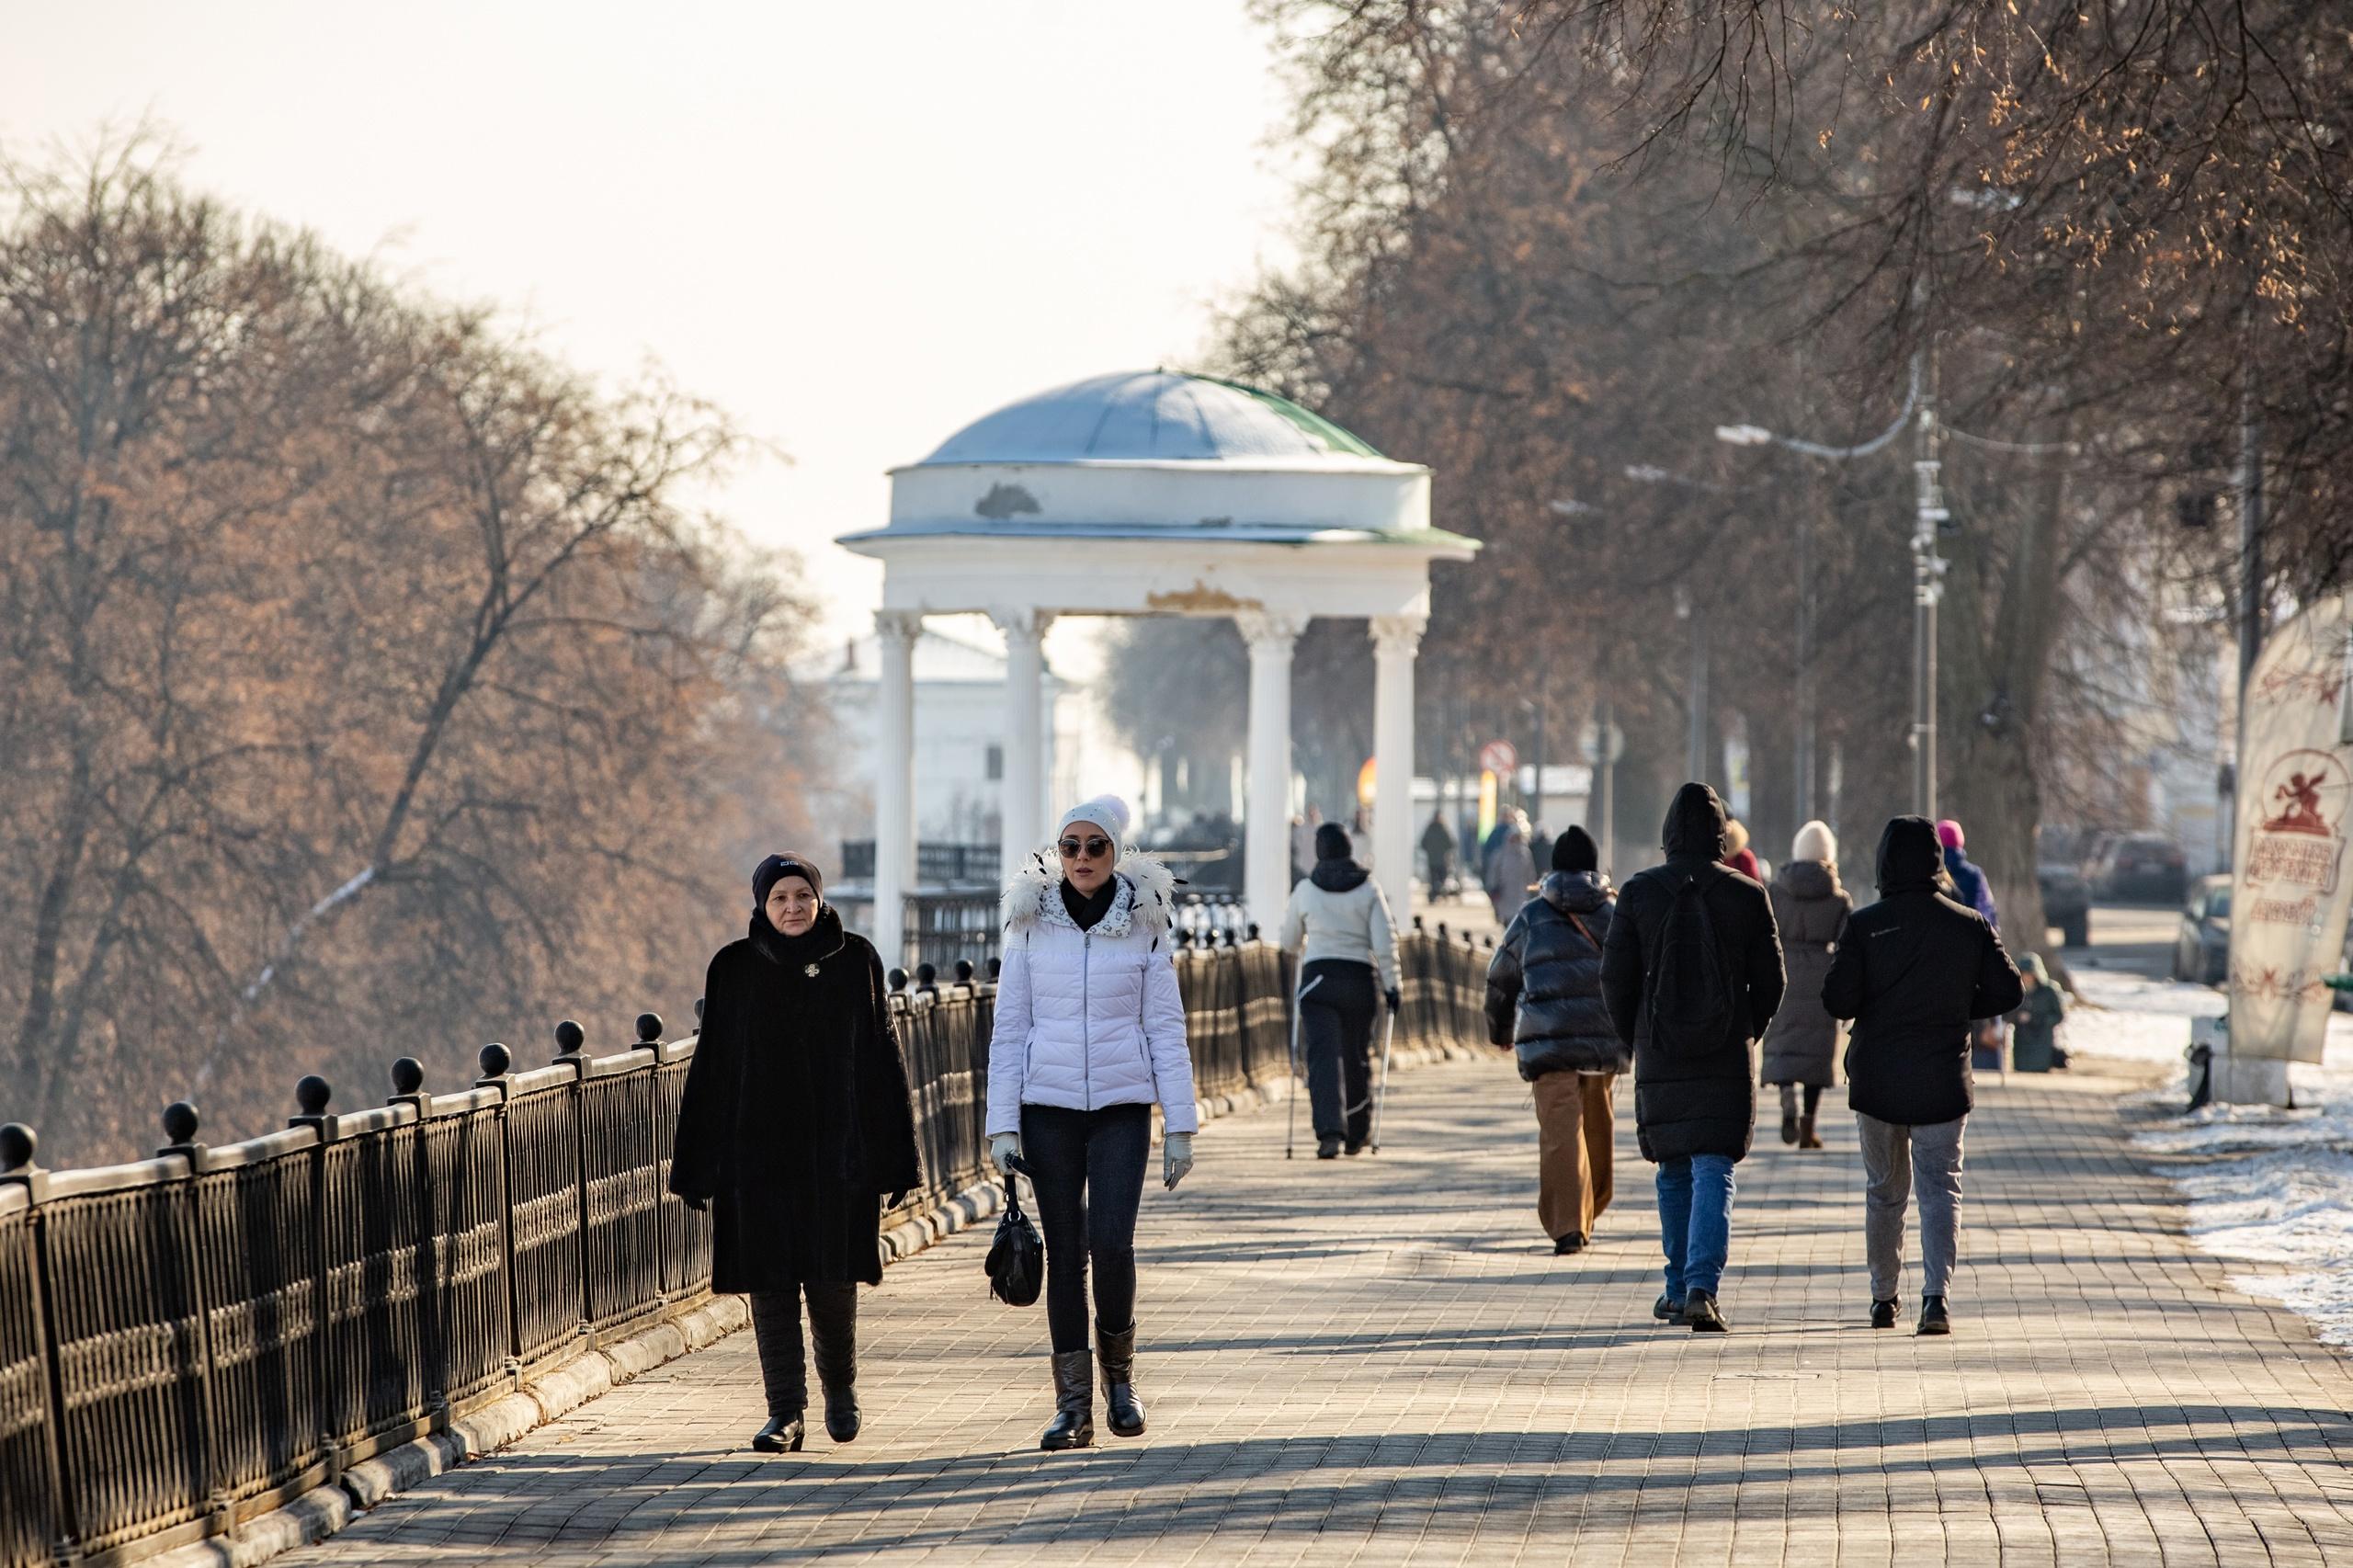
left=992, top=607, right=1053, bottom=881
left=1237, top=610, right=1304, bottom=935
left=1371, top=614, right=1425, bottom=925
left=871, top=608, right=922, bottom=970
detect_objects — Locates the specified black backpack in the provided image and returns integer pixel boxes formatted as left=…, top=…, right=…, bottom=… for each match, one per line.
left=985, top=1165, right=1043, bottom=1308
left=1644, top=867, right=1736, bottom=1051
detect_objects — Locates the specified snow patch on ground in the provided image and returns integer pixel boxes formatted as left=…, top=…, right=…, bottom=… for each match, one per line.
left=2113, top=971, right=2353, bottom=1346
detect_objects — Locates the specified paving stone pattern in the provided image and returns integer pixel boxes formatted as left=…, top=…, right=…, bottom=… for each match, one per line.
left=279, top=1057, right=2353, bottom=1566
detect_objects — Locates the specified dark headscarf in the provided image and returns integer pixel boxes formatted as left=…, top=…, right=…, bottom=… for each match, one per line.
left=753, top=853, right=824, bottom=909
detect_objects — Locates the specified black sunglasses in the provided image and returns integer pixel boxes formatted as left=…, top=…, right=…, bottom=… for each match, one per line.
left=1057, top=835, right=1113, bottom=859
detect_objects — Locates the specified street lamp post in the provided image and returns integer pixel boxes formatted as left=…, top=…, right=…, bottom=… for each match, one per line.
left=1675, top=585, right=1708, bottom=784
left=1911, top=342, right=1948, bottom=822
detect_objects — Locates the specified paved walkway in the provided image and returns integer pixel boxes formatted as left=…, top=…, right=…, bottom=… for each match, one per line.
left=281, top=1056, right=2353, bottom=1566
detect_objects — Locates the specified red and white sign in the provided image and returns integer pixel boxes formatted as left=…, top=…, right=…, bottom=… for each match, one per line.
left=1479, top=739, right=1518, bottom=778
left=2231, top=594, right=2353, bottom=1074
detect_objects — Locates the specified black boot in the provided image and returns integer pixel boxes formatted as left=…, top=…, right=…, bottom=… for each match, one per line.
left=1779, top=1112, right=1799, bottom=1145
left=1097, top=1323, right=1146, bottom=1437
left=1316, top=1136, right=1341, bottom=1160
left=1917, top=1295, right=1952, bottom=1335
left=751, top=1414, right=804, bottom=1453
left=1040, top=1349, right=1095, bottom=1451
left=808, top=1282, right=860, bottom=1443
left=1684, top=1289, right=1729, bottom=1333
left=1653, top=1293, right=1686, bottom=1323
left=1870, top=1298, right=1898, bottom=1329
left=1553, top=1233, right=1586, bottom=1256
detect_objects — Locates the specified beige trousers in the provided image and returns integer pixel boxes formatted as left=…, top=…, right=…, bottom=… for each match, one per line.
left=1531, top=1071, right=1617, bottom=1243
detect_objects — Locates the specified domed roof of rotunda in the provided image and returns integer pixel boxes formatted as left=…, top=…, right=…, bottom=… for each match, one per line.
left=914, top=370, right=1388, bottom=468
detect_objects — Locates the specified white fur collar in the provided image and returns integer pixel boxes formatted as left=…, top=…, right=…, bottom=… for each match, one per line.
left=1002, top=849, right=1176, bottom=942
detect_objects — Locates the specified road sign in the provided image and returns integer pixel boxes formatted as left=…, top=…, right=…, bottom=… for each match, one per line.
left=1479, top=739, right=1518, bottom=777
left=1578, top=721, right=1626, bottom=765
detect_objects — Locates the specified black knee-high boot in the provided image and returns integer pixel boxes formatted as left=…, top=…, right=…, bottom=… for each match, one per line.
left=806, top=1282, right=860, bottom=1442
left=748, top=1290, right=807, bottom=1453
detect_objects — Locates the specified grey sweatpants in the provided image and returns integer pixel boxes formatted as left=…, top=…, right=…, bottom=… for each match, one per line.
left=1855, top=1112, right=1966, bottom=1301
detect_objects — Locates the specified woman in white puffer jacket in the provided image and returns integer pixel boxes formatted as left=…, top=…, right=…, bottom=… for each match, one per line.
left=986, top=795, right=1199, bottom=1452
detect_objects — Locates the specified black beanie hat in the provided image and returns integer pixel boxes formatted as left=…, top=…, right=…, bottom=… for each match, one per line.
left=1314, top=823, right=1353, bottom=861
left=752, top=853, right=824, bottom=910
left=1552, top=824, right=1599, bottom=873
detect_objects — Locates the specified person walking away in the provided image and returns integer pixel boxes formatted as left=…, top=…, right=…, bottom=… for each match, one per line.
left=1934, top=819, right=2005, bottom=1069
left=1758, top=821, right=1853, bottom=1149
left=1721, top=819, right=1763, bottom=883
left=1421, top=811, right=1457, bottom=896
left=1486, top=825, right=1627, bottom=1254
left=669, top=854, right=923, bottom=1454
left=1823, top=815, right=2023, bottom=1336
left=1486, top=816, right=1537, bottom=926
left=986, top=796, right=1199, bottom=1450
left=1279, top=823, right=1403, bottom=1158
left=2009, top=952, right=2066, bottom=1072
left=1600, top=784, right=1786, bottom=1332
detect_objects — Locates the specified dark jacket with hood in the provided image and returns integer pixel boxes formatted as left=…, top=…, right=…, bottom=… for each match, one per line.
left=1600, top=784, right=1787, bottom=1163
left=668, top=904, right=924, bottom=1291
left=1757, top=860, right=1852, bottom=1087
left=1485, top=871, right=1629, bottom=1079
left=1942, top=846, right=1999, bottom=929
left=1824, top=817, right=2025, bottom=1127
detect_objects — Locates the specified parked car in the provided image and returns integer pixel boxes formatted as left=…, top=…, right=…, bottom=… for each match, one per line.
left=2172, top=874, right=2231, bottom=985
left=2038, top=865, right=2092, bottom=948
left=2089, top=833, right=2188, bottom=903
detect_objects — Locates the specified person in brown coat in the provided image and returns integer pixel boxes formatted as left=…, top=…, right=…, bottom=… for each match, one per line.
left=669, top=853, right=923, bottom=1455
left=1757, top=821, right=1853, bottom=1149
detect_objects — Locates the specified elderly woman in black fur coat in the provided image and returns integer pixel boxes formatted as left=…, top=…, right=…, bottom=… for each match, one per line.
left=669, top=853, right=923, bottom=1455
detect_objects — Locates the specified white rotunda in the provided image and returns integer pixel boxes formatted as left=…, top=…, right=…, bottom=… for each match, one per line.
left=837, top=369, right=1476, bottom=959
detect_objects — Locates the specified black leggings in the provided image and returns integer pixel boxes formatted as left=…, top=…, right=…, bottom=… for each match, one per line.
left=1020, top=1102, right=1151, bottom=1353
left=1302, top=959, right=1379, bottom=1143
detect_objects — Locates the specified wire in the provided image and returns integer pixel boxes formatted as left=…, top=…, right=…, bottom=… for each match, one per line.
left=1942, top=425, right=2083, bottom=456
left=1769, top=357, right=1922, bottom=460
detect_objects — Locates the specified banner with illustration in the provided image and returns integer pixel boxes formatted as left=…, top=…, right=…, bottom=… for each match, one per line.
left=2230, top=594, right=2353, bottom=1063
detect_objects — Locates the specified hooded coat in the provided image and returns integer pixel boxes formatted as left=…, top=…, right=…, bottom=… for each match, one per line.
left=1757, top=860, right=1852, bottom=1087
left=667, top=904, right=924, bottom=1291
left=1942, top=845, right=2000, bottom=929
left=1485, top=870, right=1629, bottom=1079
left=1600, top=784, right=1787, bottom=1162
left=984, top=850, right=1200, bottom=1136
left=1823, top=817, right=2025, bottom=1126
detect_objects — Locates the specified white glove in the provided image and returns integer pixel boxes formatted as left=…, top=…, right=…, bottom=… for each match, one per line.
left=990, top=1131, right=1022, bottom=1176
left=1163, top=1131, right=1194, bottom=1190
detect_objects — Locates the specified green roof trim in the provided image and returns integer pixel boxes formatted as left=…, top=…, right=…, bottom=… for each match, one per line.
left=1187, top=374, right=1387, bottom=460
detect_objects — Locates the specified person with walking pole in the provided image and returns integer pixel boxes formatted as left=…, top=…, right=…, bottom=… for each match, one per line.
left=1823, top=815, right=2023, bottom=1336
left=1278, top=822, right=1403, bottom=1159
left=985, top=796, right=1199, bottom=1451
left=1600, top=784, right=1785, bottom=1332
left=668, top=854, right=924, bottom=1454
left=1486, top=825, right=1626, bottom=1256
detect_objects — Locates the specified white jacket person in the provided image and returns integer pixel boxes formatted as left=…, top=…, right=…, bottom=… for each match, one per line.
left=985, top=846, right=1201, bottom=1138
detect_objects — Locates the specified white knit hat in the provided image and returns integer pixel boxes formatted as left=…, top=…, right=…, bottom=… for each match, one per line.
left=1056, top=794, right=1132, bottom=856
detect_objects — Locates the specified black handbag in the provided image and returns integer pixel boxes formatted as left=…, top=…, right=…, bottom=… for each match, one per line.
left=985, top=1160, right=1043, bottom=1307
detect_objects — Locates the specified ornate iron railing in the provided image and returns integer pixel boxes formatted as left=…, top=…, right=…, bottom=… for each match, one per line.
left=0, top=928, right=1494, bottom=1568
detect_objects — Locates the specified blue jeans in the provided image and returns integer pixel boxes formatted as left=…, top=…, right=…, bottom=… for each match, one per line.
left=1655, top=1153, right=1736, bottom=1300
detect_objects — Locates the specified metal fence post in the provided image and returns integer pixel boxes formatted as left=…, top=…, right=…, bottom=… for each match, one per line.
left=472, top=1044, right=523, bottom=1384
left=154, top=1104, right=228, bottom=1541
left=0, top=1123, right=70, bottom=1568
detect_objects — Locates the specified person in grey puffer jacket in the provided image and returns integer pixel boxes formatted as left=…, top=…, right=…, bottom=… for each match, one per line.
left=1277, top=823, right=1401, bottom=1159
left=1757, top=821, right=1852, bottom=1151
left=986, top=795, right=1199, bottom=1454
left=1485, top=825, right=1627, bottom=1254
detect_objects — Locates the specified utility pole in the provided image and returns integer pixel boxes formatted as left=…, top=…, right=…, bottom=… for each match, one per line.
left=1595, top=696, right=1616, bottom=876
left=1794, top=505, right=1816, bottom=824
left=2236, top=359, right=2265, bottom=768
left=1912, top=337, right=1948, bottom=820
left=1677, top=585, right=1709, bottom=784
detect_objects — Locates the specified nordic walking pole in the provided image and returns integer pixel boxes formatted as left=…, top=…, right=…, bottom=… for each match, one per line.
left=1285, top=973, right=1324, bottom=1160
left=1370, top=1005, right=1398, bottom=1153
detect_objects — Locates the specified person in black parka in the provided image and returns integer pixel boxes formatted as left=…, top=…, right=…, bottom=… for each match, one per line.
left=1823, top=816, right=2022, bottom=1337
left=1486, top=825, right=1627, bottom=1255
left=669, top=853, right=922, bottom=1455
left=1600, top=783, right=1785, bottom=1332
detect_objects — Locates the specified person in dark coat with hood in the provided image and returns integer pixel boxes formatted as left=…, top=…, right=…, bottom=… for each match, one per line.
left=1486, top=825, right=1627, bottom=1255
left=1823, top=816, right=2023, bottom=1337
left=1600, top=784, right=1785, bottom=1332
left=1757, top=821, right=1853, bottom=1150
left=669, top=853, right=923, bottom=1454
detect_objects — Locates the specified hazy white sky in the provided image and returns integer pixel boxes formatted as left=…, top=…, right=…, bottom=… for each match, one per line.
left=1, top=0, right=1302, bottom=654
